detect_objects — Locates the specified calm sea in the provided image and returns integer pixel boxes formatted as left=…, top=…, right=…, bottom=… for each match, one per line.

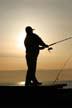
left=0, top=69, right=72, bottom=88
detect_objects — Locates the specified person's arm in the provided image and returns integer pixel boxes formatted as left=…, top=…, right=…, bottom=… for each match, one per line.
left=38, top=46, right=45, bottom=50
left=37, top=35, right=49, bottom=49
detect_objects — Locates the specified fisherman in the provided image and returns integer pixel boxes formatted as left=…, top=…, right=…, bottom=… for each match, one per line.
left=24, top=26, right=48, bottom=86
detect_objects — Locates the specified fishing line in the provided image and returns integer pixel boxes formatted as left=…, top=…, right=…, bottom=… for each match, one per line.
left=44, top=36, right=72, bottom=85
left=54, top=53, right=72, bottom=84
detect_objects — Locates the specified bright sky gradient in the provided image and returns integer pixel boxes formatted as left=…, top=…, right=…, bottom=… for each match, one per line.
left=0, top=0, right=72, bottom=70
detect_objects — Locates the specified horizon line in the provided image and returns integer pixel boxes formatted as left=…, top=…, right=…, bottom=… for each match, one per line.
left=0, top=68, right=72, bottom=72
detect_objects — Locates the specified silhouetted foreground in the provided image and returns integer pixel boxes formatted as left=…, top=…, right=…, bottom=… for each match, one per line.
left=24, top=26, right=49, bottom=86
left=0, top=85, right=72, bottom=107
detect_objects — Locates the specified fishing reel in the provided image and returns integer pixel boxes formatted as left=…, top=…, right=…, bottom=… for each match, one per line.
left=48, top=47, right=53, bottom=53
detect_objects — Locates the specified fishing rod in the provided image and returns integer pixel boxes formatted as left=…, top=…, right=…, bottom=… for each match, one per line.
left=48, top=37, right=72, bottom=52
left=46, top=36, right=72, bottom=85
left=39, top=37, right=72, bottom=51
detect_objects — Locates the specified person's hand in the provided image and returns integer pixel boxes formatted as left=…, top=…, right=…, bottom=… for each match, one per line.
left=39, top=46, right=45, bottom=50
left=45, top=44, right=49, bottom=48
left=39, top=44, right=49, bottom=50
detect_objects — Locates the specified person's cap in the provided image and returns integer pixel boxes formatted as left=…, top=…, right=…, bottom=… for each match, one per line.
left=25, top=26, right=35, bottom=32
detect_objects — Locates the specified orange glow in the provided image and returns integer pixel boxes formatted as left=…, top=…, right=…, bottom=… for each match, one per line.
left=16, top=31, right=26, bottom=50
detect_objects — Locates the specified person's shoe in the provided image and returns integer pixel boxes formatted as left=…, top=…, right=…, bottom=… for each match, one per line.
left=33, top=81, right=42, bottom=86
left=25, top=83, right=30, bottom=86
left=25, top=82, right=31, bottom=86
left=25, top=80, right=42, bottom=86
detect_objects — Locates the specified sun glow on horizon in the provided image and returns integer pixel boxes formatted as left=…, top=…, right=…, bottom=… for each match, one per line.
left=18, top=81, right=25, bottom=86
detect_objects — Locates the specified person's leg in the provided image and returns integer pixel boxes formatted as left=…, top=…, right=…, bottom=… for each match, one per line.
left=25, top=55, right=32, bottom=86
left=25, top=55, right=42, bottom=86
left=25, top=56, right=38, bottom=85
left=25, top=70, right=31, bottom=86
left=31, top=57, right=42, bottom=85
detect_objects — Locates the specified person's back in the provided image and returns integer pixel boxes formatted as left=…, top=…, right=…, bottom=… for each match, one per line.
left=24, top=33, right=42, bottom=57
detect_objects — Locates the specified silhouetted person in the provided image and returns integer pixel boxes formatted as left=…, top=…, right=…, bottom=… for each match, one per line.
left=24, top=26, right=48, bottom=86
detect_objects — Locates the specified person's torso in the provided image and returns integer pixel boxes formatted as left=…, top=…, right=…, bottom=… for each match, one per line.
left=24, top=33, right=39, bottom=56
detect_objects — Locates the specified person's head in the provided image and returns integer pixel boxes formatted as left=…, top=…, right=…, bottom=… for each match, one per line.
left=25, top=26, right=35, bottom=34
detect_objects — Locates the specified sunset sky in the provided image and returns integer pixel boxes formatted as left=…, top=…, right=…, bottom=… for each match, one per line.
left=0, top=0, right=72, bottom=71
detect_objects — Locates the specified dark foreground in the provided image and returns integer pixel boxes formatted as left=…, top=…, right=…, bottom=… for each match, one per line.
left=0, top=84, right=72, bottom=107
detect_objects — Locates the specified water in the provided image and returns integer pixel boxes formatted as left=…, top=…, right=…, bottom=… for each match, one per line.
left=0, top=69, right=72, bottom=88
